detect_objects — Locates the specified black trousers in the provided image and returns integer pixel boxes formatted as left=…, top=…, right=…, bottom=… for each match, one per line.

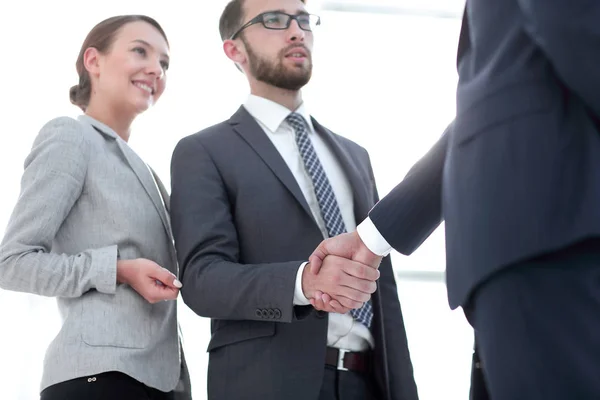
left=40, top=371, right=174, bottom=400
left=318, top=365, right=380, bottom=400
left=469, top=341, right=490, bottom=400
left=467, top=239, right=600, bottom=400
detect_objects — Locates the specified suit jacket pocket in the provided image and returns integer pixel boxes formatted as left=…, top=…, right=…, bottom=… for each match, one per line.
left=454, top=82, right=555, bottom=145
left=207, top=320, right=275, bottom=352
left=80, top=285, right=156, bottom=349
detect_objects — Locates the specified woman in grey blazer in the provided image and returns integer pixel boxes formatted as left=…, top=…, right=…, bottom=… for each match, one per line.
left=0, top=15, right=190, bottom=400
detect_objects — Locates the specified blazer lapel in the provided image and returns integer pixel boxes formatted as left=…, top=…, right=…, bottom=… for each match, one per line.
left=311, top=118, right=372, bottom=223
left=81, top=116, right=173, bottom=242
left=147, top=166, right=179, bottom=266
left=115, top=140, right=173, bottom=240
left=149, top=166, right=171, bottom=213
left=230, top=106, right=317, bottom=224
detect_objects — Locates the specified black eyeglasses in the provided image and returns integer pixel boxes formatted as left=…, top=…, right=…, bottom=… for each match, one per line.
left=230, top=11, right=321, bottom=40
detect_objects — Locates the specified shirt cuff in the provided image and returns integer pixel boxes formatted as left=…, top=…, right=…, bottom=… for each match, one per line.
left=293, top=262, right=311, bottom=306
left=356, top=217, right=392, bottom=257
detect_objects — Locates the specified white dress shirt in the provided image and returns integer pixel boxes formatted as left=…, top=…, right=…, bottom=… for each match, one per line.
left=244, top=94, right=374, bottom=351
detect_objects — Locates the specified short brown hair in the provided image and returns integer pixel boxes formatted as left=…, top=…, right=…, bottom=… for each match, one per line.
left=70, top=15, right=169, bottom=111
left=219, top=0, right=306, bottom=41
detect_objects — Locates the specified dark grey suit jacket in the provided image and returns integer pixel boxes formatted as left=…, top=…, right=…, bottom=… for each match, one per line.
left=170, top=106, right=418, bottom=400
left=369, top=0, right=600, bottom=309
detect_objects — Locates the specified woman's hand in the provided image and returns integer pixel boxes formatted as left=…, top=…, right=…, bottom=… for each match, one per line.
left=117, top=258, right=182, bottom=303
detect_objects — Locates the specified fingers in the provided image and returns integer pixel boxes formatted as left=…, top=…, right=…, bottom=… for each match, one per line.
left=336, top=284, right=372, bottom=304
left=148, top=267, right=181, bottom=303
left=147, top=281, right=179, bottom=303
left=130, top=260, right=182, bottom=303
left=310, top=292, right=329, bottom=311
left=341, top=274, right=377, bottom=296
left=320, top=292, right=361, bottom=312
left=309, top=232, right=358, bottom=274
left=308, top=250, right=326, bottom=274
left=330, top=295, right=362, bottom=310
left=328, top=298, right=352, bottom=313
left=132, top=278, right=179, bottom=304
left=327, top=257, right=378, bottom=295
left=310, top=292, right=352, bottom=314
left=310, top=292, right=327, bottom=310
left=155, top=279, right=180, bottom=298
left=320, top=270, right=371, bottom=306
left=309, top=238, right=334, bottom=274
left=152, top=266, right=183, bottom=290
left=311, top=255, right=377, bottom=307
left=342, top=261, right=380, bottom=281
left=321, top=293, right=361, bottom=312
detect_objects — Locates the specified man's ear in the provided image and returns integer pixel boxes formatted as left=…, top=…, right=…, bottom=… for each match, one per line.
left=223, top=39, right=247, bottom=65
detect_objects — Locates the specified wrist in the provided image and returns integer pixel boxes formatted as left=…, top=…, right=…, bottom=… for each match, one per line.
left=116, top=260, right=132, bottom=284
left=356, top=218, right=392, bottom=257
left=302, top=262, right=315, bottom=299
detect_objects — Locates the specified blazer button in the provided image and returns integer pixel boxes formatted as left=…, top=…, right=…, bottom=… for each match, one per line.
left=274, top=309, right=282, bottom=319
left=316, top=310, right=326, bottom=319
left=261, top=309, right=269, bottom=318
left=267, top=309, right=275, bottom=319
left=255, top=309, right=262, bottom=318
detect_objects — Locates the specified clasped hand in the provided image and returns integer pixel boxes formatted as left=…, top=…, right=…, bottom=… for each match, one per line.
left=303, top=231, right=383, bottom=314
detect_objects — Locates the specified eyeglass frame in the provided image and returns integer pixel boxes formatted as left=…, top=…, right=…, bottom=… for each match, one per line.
left=229, top=11, right=321, bottom=40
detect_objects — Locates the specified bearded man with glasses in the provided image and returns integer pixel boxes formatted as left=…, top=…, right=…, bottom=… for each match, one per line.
left=169, top=0, right=419, bottom=399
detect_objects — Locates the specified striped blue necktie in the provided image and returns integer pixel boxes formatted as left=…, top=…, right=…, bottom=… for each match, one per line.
left=286, top=112, right=373, bottom=329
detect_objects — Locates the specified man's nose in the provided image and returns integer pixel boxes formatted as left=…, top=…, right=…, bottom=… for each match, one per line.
left=286, top=19, right=305, bottom=42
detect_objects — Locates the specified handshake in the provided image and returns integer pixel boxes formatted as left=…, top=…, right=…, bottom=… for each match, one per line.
left=302, top=231, right=382, bottom=314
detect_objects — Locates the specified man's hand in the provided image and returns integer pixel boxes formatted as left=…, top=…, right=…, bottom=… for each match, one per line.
left=117, top=258, right=182, bottom=303
left=310, top=290, right=348, bottom=314
left=308, top=231, right=383, bottom=313
left=302, top=255, right=380, bottom=312
left=309, top=231, right=382, bottom=274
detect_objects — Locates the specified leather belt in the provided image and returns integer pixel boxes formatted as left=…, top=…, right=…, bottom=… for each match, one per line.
left=325, top=347, right=371, bottom=374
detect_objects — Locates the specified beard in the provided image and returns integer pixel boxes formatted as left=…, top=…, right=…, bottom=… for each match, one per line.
left=242, top=37, right=312, bottom=91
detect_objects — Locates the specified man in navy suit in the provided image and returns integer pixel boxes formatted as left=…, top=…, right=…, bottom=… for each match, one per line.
left=308, top=2, right=600, bottom=399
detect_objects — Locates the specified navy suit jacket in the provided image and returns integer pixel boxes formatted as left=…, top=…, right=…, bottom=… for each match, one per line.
left=370, top=1, right=600, bottom=309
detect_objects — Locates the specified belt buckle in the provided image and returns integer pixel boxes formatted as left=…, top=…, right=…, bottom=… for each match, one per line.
left=337, top=348, right=349, bottom=371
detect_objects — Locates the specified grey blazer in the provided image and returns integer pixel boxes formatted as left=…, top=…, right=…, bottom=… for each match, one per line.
left=0, top=115, right=182, bottom=393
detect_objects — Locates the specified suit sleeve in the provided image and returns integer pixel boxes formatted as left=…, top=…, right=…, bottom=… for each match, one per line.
left=368, top=121, right=451, bottom=254
left=170, top=135, right=308, bottom=323
left=0, top=117, right=118, bottom=297
left=364, top=151, right=419, bottom=400
left=517, top=0, right=600, bottom=117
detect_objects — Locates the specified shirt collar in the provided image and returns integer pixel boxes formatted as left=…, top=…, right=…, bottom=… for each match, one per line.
left=243, top=94, right=315, bottom=134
